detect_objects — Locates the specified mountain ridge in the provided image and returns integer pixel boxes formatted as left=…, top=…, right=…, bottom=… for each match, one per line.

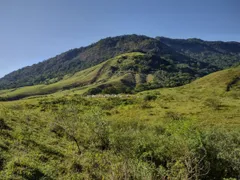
left=0, top=34, right=239, bottom=90
left=158, top=36, right=240, bottom=68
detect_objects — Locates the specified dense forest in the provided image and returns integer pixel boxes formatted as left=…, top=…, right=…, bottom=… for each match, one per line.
left=158, top=36, right=240, bottom=68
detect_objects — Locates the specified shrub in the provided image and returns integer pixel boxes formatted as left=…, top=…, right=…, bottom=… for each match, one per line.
left=0, top=118, right=11, bottom=130
left=143, top=94, right=157, bottom=101
left=201, top=129, right=240, bottom=179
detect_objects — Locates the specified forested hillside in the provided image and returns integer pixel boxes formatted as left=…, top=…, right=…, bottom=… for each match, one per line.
left=158, top=36, right=240, bottom=68
left=0, top=35, right=239, bottom=90
left=0, top=35, right=174, bottom=89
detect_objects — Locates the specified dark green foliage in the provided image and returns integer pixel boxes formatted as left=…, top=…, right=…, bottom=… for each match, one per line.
left=85, top=84, right=124, bottom=95
left=50, top=124, right=65, bottom=137
left=71, top=162, right=83, bottom=173
left=10, top=162, right=49, bottom=180
left=106, top=97, right=135, bottom=106
left=101, top=86, right=124, bottom=94
left=0, top=156, right=4, bottom=171
left=202, top=129, right=240, bottom=179
left=158, top=36, right=240, bottom=69
left=226, top=76, right=240, bottom=91
left=143, top=94, right=157, bottom=101
left=0, top=118, right=11, bottom=130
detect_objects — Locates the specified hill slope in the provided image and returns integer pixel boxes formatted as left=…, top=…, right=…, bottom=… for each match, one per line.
left=0, top=35, right=178, bottom=89
left=1, top=35, right=240, bottom=90
left=188, top=65, right=240, bottom=91
left=0, top=66, right=239, bottom=179
left=0, top=52, right=217, bottom=100
left=158, top=36, right=240, bottom=68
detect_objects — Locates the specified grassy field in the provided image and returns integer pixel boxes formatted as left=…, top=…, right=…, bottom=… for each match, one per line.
left=0, top=66, right=239, bottom=179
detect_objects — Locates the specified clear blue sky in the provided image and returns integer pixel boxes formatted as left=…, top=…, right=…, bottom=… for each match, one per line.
left=0, top=0, right=239, bottom=77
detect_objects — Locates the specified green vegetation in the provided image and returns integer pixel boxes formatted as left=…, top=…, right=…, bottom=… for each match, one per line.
left=0, top=34, right=239, bottom=179
left=0, top=35, right=172, bottom=89
left=1, top=34, right=240, bottom=90
left=0, top=67, right=239, bottom=179
left=0, top=52, right=217, bottom=100
left=158, top=36, right=240, bottom=69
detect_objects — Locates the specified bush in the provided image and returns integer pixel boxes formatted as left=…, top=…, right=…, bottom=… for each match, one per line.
left=201, top=129, right=240, bottom=179
left=143, top=94, right=157, bottom=101
left=0, top=118, right=11, bottom=130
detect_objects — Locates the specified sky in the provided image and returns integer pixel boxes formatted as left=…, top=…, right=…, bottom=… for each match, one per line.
left=0, top=0, right=239, bottom=78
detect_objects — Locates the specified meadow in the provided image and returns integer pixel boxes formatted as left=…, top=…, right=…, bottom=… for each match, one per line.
left=0, top=66, right=239, bottom=179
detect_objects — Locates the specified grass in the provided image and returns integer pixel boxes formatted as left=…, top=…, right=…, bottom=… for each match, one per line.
left=0, top=66, right=239, bottom=179
left=0, top=52, right=145, bottom=100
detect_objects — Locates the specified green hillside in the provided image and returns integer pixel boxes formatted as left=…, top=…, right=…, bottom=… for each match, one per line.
left=188, top=65, right=240, bottom=92
left=158, top=36, right=240, bottom=68
left=1, top=35, right=240, bottom=90
left=0, top=52, right=217, bottom=101
left=0, top=67, right=239, bottom=179
left=0, top=35, right=176, bottom=89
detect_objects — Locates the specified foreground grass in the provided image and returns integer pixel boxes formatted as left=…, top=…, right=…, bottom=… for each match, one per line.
left=0, top=67, right=240, bottom=179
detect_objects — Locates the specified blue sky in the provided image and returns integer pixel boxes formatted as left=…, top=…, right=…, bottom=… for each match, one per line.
left=0, top=0, right=239, bottom=77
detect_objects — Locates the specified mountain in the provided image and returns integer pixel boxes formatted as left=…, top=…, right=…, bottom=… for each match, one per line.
left=0, top=52, right=218, bottom=100
left=158, top=37, right=240, bottom=68
left=0, top=35, right=239, bottom=91
left=0, top=35, right=177, bottom=89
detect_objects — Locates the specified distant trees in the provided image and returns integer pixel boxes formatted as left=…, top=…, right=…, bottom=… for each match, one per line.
left=1, top=35, right=239, bottom=90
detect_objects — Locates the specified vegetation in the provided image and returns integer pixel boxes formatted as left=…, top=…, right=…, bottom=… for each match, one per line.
left=0, top=34, right=239, bottom=179
left=158, top=36, right=240, bottom=69
left=0, top=66, right=239, bottom=179
left=0, top=35, right=173, bottom=89
left=1, top=34, right=240, bottom=90
left=0, top=52, right=218, bottom=100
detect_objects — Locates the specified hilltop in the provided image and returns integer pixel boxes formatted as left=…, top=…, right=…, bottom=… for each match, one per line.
left=0, top=34, right=239, bottom=91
